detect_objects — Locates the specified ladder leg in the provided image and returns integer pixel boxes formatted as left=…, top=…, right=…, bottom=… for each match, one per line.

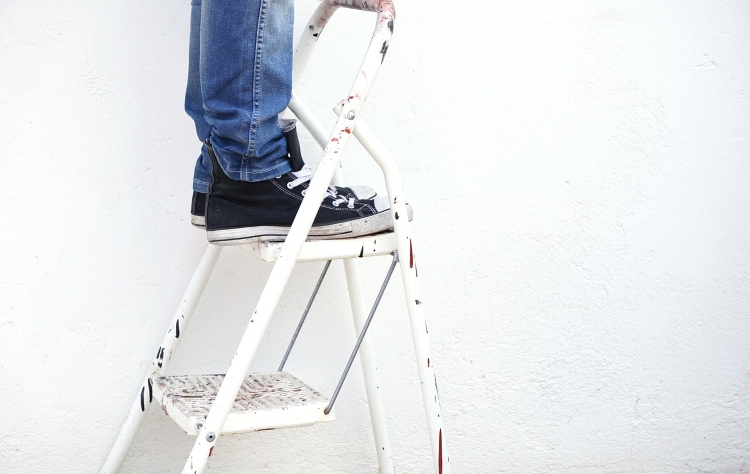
left=101, top=244, right=223, bottom=474
left=394, top=236, right=449, bottom=474
left=342, top=259, right=395, bottom=473
left=346, top=119, right=451, bottom=473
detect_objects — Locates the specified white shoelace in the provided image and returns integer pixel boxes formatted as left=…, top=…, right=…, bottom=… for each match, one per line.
left=285, top=165, right=356, bottom=209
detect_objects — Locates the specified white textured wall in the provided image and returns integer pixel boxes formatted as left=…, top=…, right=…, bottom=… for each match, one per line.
left=2, top=1, right=750, bottom=472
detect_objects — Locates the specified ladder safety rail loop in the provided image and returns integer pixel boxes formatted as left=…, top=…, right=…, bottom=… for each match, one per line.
left=292, top=0, right=395, bottom=91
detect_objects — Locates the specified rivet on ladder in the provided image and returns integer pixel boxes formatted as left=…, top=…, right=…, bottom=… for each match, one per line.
left=205, top=432, right=216, bottom=442
left=346, top=111, right=356, bottom=120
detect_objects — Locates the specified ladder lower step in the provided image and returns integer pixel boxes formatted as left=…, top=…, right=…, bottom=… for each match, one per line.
left=151, top=372, right=334, bottom=435
left=245, top=231, right=397, bottom=262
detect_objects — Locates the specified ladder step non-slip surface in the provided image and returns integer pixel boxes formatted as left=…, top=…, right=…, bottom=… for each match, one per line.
left=151, top=372, right=334, bottom=435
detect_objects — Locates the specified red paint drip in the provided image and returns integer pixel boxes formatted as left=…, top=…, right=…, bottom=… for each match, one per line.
left=332, top=137, right=339, bottom=142
left=409, top=240, right=414, bottom=268
left=209, top=447, right=214, bottom=457
left=438, top=429, right=443, bottom=473
left=344, top=127, right=352, bottom=133
left=428, top=358, right=430, bottom=367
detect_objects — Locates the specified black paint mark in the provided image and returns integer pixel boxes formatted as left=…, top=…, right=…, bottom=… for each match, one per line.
left=388, top=18, right=394, bottom=34
left=157, top=347, right=164, bottom=368
left=140, top=387, right=145, bottom=411
left=175, top=320, right=180, bottom=338
left=394, top=197, right=398, bottom=204
left=395, top=212, right=400, bottom=220
left=359, top=246, right=364, bottom=258
left=313, top=33, right=319, bottom=37
left=308, top=24, right=313, bottom=30
left=415, top=300, right=422, bottom=305
left=148, top=378, right=153, bottom=403
left=380, top=41, right=389, bottom=63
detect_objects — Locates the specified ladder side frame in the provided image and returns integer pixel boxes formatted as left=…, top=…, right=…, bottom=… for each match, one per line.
left=182, top=3, right=396, bottom=473
left=290, top=7, right=396, bottom=465
left=344, top=115, right=450, bottom=473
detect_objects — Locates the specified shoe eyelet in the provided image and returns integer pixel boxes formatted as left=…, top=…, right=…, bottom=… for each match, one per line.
left=301, top=190, right=306, bottom=196
left=287, top=183, right=293, bottom=189
left=332, top=202, right=339, bottom=207
left=347, top=204, right=355, bottom=209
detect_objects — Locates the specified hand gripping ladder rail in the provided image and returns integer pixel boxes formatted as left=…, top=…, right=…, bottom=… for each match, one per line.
left=101, top=1, right=449, bottom=472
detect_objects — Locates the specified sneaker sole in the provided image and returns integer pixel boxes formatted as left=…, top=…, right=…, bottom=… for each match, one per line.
left=206, top=206, right=413, bottom=246
left=191, top=215, right=206, bottom=228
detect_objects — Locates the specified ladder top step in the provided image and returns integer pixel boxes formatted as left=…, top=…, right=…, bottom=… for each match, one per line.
left=245, top=231, right=398, bottom=262
left=151, top=372, right=334, bottom=435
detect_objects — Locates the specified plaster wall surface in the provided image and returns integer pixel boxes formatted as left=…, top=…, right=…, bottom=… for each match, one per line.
left=1, top=1, right=749, bottom=473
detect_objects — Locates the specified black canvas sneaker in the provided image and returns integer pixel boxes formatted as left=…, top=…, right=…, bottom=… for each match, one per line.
left=190, top=121, right=378, bottom=228
left=204, top=142, right=412, bottom=245
left=190, top=185, right=378, bottom=228
left=190, top=191, right=207, bottom=227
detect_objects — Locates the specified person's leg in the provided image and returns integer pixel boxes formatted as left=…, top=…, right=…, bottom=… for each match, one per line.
left=200, top=0, right=293, bottom=183
left=188, top=0, right=293, bottom=193
left=187, top=0, right=294, bottom=226
left=186, top=0, right=212, bottom=194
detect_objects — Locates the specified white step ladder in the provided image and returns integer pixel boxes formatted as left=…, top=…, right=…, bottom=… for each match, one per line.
left=101, top=1, right=449, bottom=472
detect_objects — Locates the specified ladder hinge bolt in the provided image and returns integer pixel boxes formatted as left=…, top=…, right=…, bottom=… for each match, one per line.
left=346, top=111, right=356, bottom=120
left=206, top=432, right=216, bottom=442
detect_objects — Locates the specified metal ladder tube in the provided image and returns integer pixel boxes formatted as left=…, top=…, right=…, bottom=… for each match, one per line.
left=288, top=94, right=395, bottom=472
left=289, top=0, right=397, bottom=467
left=340, top=116, right=450, bottom=473
left=326, top=252, right=399, bottom=414
left=278, top=260, right=332, bottom=371
left=341, top=259, right=395, bottom=471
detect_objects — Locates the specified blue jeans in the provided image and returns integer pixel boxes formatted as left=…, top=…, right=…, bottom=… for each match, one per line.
left=186, top=0, right=294, bottom=193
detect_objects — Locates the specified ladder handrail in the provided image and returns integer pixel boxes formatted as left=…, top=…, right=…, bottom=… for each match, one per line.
left=292, top=0, right=395, bottom=90
left=326, top=0, right=395, bottom=14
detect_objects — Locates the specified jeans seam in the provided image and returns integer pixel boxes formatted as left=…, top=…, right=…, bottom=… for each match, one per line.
left=244, top=160, right=289, bottom=175
left=244, top=0, right=269, bottom=181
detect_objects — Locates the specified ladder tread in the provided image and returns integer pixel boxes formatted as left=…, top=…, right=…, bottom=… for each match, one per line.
left=245, top=231, right=398, bottom=262
left=151, top=372, right=334, bottom=435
